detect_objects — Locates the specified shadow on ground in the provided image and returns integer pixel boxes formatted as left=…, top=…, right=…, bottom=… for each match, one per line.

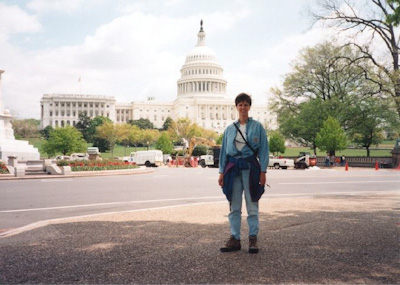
left=1, top=206, right=399, bottom=284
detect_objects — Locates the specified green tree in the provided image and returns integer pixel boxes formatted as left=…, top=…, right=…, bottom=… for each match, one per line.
left=128, top=118, right=154, bottom=129
left=138, top=129, right=160, bottom=148
left=312, top=0, right=400, bottom=116
left=315, top=117, right=348, bottom=155
left=92, top=137, right=110, bottom=153
left=96, top=122, right=129, bottom=157
left=346, top=97, right=399, bottom=156
left=89, top=116, right=113, bottom=151
left=42, top=126, right=87, bottom=157
left=162, top=117, right=174, bottom=131
left=268, top=131, right=286, bottom=156
left=216, top=133, right=224, bottom=145
left=386, top=0, right=400, bottom=25
left=125, top=125, right=142, bottom=151
left=40, top=125, right=54, bottom=140
left=11, top=119, right=40, bottom=139
left=116, top=124, right=133, bottom=155
left=270, top=41, right=395, bottom=151
left=168, top=118, right=202, bottom=144
left=271, top=42, right=380, bottom=108
left=277, top=99, right=328, bottom=154
left=199, top=127, right=218, bottom=141
left=87, top=116, right=112, bottom=142
left=155, top=131, right=173, bottom=154
left=75, top=111, right=92, bottom=141
left=192, top=145, right=208, bottom=156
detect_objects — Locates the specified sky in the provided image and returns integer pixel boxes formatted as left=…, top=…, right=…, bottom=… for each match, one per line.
left=0, top=0, right=335, bottom=119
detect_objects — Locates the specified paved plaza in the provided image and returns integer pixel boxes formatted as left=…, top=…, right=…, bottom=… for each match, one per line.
left=0, top=186, right=399, bottom=284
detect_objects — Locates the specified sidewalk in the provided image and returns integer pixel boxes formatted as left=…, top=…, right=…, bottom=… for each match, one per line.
left=0, top=166, right=154, bottom=180
left=0, top=191, right=398, bottom=284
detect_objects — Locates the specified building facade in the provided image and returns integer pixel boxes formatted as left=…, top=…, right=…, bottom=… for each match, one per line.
left=40, top=22, right=272, bottom=133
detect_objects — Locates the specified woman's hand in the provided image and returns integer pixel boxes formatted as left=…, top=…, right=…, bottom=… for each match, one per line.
left=218, top=173, right=224, bottom=187
left=259, top=172, right=266, bottom=186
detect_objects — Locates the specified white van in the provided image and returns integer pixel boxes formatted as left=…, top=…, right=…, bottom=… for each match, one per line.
left=134, top=150, right=163, bottom=167
left=122, top=152, right=136, bottom=163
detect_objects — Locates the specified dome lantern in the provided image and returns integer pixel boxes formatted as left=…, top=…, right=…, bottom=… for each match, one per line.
left=197, top=19, right=205, bottom=46
left=177, top=21, right=227, bottom=99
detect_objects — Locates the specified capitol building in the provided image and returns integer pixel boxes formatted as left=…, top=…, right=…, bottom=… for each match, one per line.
left=40, top=22, right=272, bottom=133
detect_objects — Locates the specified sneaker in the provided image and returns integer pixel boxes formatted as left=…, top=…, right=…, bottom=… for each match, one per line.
left=220, top=236, right=241, bottom=252
left=248, top=235, right=259, bottom=254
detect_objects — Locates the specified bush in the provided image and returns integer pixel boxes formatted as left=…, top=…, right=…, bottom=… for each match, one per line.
left=192, top=145, right=207, bottom=156
left=56, top=160, right=70, bottom=166
left=0, top=162, right=9, bottom=174
left=56, top=159, right=138, bottom=171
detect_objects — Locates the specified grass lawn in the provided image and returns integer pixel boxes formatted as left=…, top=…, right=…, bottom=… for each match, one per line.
left=22, top=138, right=394, bottom=159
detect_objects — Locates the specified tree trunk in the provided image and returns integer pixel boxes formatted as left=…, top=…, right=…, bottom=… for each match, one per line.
left=395, top=85, right=400, bottom=117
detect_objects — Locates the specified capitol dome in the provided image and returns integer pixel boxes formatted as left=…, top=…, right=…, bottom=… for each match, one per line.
left=177, top=20, right=227, bottom=99
left=185, top=45, right=217, bottom=63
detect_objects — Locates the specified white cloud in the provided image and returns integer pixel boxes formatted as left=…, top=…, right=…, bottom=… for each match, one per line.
left=0, top=7, right=247, bottom=118
left=0, top=3, right=41, bottom=37
left=2, top=0, right=336, bottom=120
left=224, top=26, right=333, bottom=105
left=27, top=0, right=83, bottom=14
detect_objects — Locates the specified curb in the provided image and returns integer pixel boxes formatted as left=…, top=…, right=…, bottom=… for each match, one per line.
left=0, top=166, right=154, bottom=180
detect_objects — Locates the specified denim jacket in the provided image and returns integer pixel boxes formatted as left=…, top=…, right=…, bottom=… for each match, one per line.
left=219, top=118, right=269, bottom=174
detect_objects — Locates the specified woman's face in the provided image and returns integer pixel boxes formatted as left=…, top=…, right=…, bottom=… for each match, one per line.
left=236, top=101, right=251, bottom=117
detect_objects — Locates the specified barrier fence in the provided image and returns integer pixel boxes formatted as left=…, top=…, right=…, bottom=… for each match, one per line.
left=285, top=156, right=393, bottom=168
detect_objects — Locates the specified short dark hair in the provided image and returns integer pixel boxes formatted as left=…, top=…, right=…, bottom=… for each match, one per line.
left=235, top=93, right=252, bottom=106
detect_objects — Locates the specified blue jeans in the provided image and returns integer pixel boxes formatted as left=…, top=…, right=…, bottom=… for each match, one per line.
left=228, top=168, right=259, bottom=240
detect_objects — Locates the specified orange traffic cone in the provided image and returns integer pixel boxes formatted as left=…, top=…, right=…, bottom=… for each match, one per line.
left=375, top=161, right=379, bottom=170
left=345, top=161, right=348, bottom=171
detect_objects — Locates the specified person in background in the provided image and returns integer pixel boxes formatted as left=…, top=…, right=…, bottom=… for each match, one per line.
left=325, top=154, right=330, bottom=167
left=218, top=93, right=269, bottom=254
left=330, top=155, right=335, bottom=166
left=340, top=155, right=346, bottom=166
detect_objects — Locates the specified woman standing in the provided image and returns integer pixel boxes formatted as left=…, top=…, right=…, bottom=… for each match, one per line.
left=218, top=93, right=269, bottom=254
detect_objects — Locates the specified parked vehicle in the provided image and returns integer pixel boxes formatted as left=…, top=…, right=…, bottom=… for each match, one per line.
left=55, top=155, right=70, bottom=160
left=122, top=153, right=136, bottom=163
left=70, top=153, right=89, bottom=161
left=294, top=152, right=317, bottom=169
left=268, top=155, right=295, bottom=169
left=185, top=137, right=220, bottom=167
left=199, top=146, right=221, bottom=168
left=130, top=150, right=163, bottom=167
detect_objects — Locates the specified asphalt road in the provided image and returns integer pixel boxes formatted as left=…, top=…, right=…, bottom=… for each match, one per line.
left=0, top=167, right=399, bottom=284
left=1, top=167, right=399, bottom=233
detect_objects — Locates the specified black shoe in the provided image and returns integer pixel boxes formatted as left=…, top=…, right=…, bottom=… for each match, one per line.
left=249, top=235, right=259, bottom=254
left=220, top=236, right=241, bottom=252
